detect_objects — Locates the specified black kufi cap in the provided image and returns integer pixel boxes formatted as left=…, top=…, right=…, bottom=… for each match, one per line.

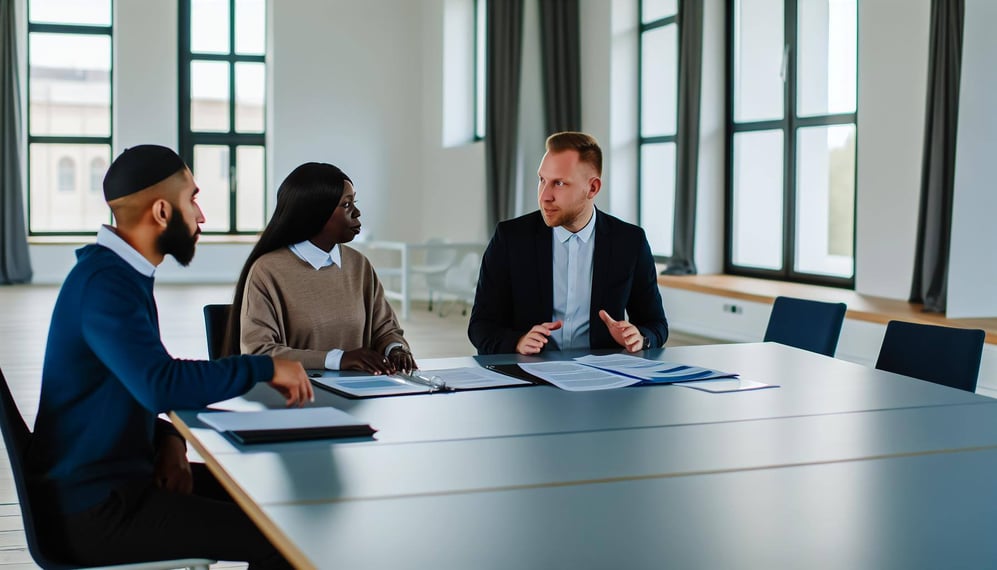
left=103, top=145, right=187, bottom=202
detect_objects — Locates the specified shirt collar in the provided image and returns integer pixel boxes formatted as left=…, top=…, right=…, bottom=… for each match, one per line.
left=553, top=208, right=597, bottom=244
left=290, top=240, right=342, bottom=270
left=96, top=225, right=157, bottom=277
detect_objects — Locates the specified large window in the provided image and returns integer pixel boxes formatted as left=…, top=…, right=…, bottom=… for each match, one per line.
left=179, top=0, right=266, bottom=234
left=726, top=0, right=857, bottom=285
left=638, top=0, right=679, bottom=257
left=27, top=0, right=113, bottom=234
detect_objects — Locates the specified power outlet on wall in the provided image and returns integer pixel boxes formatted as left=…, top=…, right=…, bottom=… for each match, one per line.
left=722, top=303, right=743, bottom=315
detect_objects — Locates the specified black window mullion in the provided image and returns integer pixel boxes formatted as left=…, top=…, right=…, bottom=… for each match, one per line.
left=179, top=0, right=267, bottom=235
left=783, top=0, right=798, bottom=280
left=27, top=22, right=110, bottom=35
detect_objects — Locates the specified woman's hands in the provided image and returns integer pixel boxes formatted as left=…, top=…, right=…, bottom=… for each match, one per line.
left=388, top=346, right=417, bottom=374
left=342, top=348, right=396, bottom=375
left=341, top=346, right=417, bottom=375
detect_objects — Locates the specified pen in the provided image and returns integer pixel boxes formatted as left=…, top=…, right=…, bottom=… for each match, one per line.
left=399, top=371, right=447, bottom=391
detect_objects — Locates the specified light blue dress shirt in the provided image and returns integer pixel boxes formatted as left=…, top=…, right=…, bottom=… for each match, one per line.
left=288, top=241, right=401, bottom=369
left=96, top=225, right=156, bottom=277
left=550, top=210, right=596, bottom=350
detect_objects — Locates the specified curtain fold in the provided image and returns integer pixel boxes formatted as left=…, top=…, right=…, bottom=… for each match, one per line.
left=662, top=0, right=703, bottom=275
left=910, top=0, right=964, bottom=313
left=1, top=0, right=33, bottom=284
left=485, top=0, right=525, bottom=230
left=538, top=0, right=580, bottom=135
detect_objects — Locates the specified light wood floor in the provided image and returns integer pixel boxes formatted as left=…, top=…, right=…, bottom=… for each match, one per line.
left=0, top=284, right=717, bottom=569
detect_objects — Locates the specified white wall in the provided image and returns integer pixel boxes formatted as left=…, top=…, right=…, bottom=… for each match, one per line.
left=694, top=0, right=726, bottom=274
left=419, top=0, right=487, bottom=242
left=948, top=0, right=997, bottom=318
left=854, top=0, right=930, bottom=298
left=270, top=0, right=425, bottom=243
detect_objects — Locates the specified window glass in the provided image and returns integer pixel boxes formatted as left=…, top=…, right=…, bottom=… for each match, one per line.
left=29, top=33, right=111, bottom=137
left=30, top=143, right=111, bottom=232
left=191, top=0, right=230, bottom=54
left=794, top=124, right=855, bottom=277
left=733, top=0, right=785, bottom=122
left=732, top=130, right=784, bottom=270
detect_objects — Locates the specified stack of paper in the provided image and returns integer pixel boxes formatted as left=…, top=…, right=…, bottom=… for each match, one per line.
left=518, top=354, right=776, bottom=393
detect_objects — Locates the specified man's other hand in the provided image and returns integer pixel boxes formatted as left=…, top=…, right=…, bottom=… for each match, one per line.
left=516, top=321, right=563, bottom=355
left=269, top=358, right=314, bottom=406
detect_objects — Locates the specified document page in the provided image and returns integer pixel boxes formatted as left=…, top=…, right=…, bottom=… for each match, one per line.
left=433, top=367, right=532, bottom=390
left=311, top=373, right=431, bottom=397
left=518, top=361, right=641, bottom=391
left=676, top=378, right=778, bottom=393
left=574, top=354, right=739, bottom=384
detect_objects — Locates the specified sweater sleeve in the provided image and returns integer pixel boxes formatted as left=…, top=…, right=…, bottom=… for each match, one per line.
left=80, top=268, right=274, bottom=414
left=366, top=262, right=408, bottom=355
left=240, top=261, right=330, bottom=369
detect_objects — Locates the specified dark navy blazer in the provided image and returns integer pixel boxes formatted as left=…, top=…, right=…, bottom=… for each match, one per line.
left=468, top=209, right=669, bottom=355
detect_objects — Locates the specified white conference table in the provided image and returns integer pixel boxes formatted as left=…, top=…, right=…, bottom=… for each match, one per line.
left=172, top=343, right=997, bottom=569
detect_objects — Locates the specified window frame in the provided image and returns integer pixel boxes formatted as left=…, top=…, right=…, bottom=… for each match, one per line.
left=473, top=0, right=486, bottom=141
left=723, top=0, right=858, bottom=288
left=178, top=0, right=267, bottom=235
left=637, top=0, right=680, bottom=261
left=25, top=10, right=114, bottom=236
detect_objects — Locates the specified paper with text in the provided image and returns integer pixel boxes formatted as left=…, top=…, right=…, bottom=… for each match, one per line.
left=518, top=361, right=641, bottom=391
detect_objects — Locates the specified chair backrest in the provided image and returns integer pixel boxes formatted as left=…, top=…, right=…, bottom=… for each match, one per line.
left=203, top=304, right=232, bottom=360
left=876, top=320, right=985, bottom=392
left=763, top=296, right=847, bottom=357
left=0, top=367, right=73, bottom=569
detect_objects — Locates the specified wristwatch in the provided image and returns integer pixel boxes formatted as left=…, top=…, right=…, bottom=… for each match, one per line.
left=642, top=336, right=650, bottom=350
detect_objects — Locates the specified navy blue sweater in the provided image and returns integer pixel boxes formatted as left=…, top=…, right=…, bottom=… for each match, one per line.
left=29, top=244, right=274, bottom=514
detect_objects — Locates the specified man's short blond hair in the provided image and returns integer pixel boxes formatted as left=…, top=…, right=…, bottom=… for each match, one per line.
left=545, top=131, right=602, bottom=176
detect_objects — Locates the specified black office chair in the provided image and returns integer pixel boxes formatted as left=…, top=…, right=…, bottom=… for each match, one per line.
left=203, top=304, right=232, bottom=360
left=0, top=366, right=213, bottom=569
left=875, top=320, right=985, bottom=392
left=763, top=296, right=847, bottom=357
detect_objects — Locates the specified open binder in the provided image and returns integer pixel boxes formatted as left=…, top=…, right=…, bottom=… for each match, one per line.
left=197, top=407, right=376, bottom=444
left=310, top=367, right=532, bottom=398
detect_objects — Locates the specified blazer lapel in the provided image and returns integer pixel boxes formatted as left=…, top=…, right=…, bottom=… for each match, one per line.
left=535, top=214, right=554, bottom=320
left=590, top=210, right=611, bottom=328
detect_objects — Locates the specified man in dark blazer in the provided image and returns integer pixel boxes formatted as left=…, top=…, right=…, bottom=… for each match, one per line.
left=468, top=132, right=668, bottom=355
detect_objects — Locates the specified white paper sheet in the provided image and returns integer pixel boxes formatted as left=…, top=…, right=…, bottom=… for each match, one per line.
left=517, top=361, right=641, bottom=391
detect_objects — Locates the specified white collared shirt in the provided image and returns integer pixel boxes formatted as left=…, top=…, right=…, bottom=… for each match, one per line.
left=550, top=209, right=596, bottom=350
left=96, top=225, right=156, bottom=277
left=288, top=241, right=401, bottom=369
left=289, top=240, right=341, bottom=270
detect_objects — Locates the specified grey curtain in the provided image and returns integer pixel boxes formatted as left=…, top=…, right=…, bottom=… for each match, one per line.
left=1, top=0, right=32, bottom=284
left=661, top=0, right=704, bottom=275
left=910, top=0, right=963, bottom=313
left=538, top=0, right=580, bottom=134
left=485, top=0, right=525, bottom=230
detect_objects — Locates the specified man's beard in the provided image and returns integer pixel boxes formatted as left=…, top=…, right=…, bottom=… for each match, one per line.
left=157, top=208, right=198, bottom=266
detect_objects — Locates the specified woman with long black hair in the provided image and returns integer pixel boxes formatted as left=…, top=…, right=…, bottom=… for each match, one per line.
left=224, top=162, right=416, bottom=375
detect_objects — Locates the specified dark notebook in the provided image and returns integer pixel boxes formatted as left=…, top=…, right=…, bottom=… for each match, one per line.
left=197, top=407, right=376, bottom=444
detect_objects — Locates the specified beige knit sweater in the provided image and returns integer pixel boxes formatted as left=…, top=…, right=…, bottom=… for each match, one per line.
left=240, top=246, right=407, bottom=369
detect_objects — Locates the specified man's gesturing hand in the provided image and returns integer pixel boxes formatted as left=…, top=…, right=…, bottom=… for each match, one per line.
left=516, top=320, right=563, bottom=355
left=599, top=310, right=645, bottom=353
